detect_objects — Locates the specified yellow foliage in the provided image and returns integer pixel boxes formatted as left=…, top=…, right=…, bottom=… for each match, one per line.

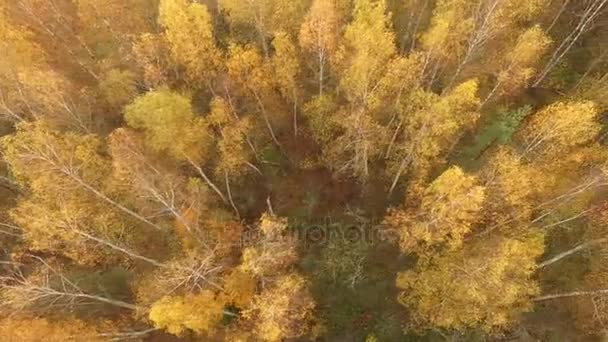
left=124, top=89, right=213, bottom=162
left=396, top=80, right=480, bottom=181
left=522, top=101, right=601, bottom=157
left=222, top=269, right=257, bottom=307
left=299, top=0, right=340, bottom=59
left=132, top=33, right=171, bottom=87
left=209, top=97, right=254, bottom=178
left=496, top=25, right=552, bottom=95
left=529, top=144, right=608, bottom=208
left=0, top=8, right=45, bottom=71
left=159, top=0, right=221, bottom=84
left=320, top=0, right=404, bottom=179
left=98, top=69, right=138, bottom=109
left=385, top=166, right=485, bottom=253
left=240, top=242, right=298, bottom=278
left=397, top=234, right=544, bottom=332
left=209, top=97, right=234, bottom=126
left=272, top=31, right=300, bottom=102
left=0, top=317, right=108, bottom=342
left=339, top=0, right=396, bottom=103
left=8, top=69, right=74, bottom=125
left=77, top=0, right=153, bottom=36
left=217, top=118, right=254, bottom=177
left=247, top=273, right=315, bottom=341
left=268, top=0, right=311, bottom=37
left=366, top=334, right=379, bottom=342
left=2, top=122, right=132, bottom=264
left=149, top=291, right=225, bottom=336
left=498, top=0, right=548, bottom=23
left=506, top=25, right=552, bottom=71
left=220, top=0, right=309, bottom=38
left=481, top=146, right=535, bottom=227
left=0, top=13, right=83, bottom=126
left=227, top=43, right=273, bottom=93
left=1, top=0, right=606, bottom=339
left=325, top=109, right=389, bottom=179
left=299, top=0, right=339, bottom=95
left=258, top=212, right=289, bottom=237
left=372, top=53, right=425, bottom=111
left=240, top=213, right=297, bottom=278
left=420, top=0, right=475, bottom=64
left=302, top=94, right=339, bottom=146
left=77, top=0, right=154, bottom=61
left=2, top=121, right=109, bottom=190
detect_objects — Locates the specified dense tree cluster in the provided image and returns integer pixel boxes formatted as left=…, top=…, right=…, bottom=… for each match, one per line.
left=0, top=0, right=607, bottom=340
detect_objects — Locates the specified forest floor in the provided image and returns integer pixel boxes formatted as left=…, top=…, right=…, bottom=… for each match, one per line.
left=233, top=131, right=415, bottom=340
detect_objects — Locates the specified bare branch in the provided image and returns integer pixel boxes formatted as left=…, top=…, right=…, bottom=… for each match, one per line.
left=538, top=238, right=608, bottom=269
left=535, top=289, right=608, bottom=301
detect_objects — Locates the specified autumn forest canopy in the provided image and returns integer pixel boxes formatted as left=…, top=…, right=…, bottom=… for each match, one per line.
left=1, top=0, right=608, bottom=340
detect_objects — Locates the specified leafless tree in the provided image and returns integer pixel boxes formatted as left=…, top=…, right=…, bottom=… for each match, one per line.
left=0, top=255, right=138, bottom=313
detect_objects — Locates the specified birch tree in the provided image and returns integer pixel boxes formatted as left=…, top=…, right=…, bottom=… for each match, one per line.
left=0, top=317, right=108, bottom=342
left=419, top=0, right=476, bottom=84
left=11, top=0, right=100, bottom=80
left=0, top=10, right=92, bottom=130
left=397, top=234, right=544, bottom=332
left=533, top=0, right=608, bottom=86
left=384, top=166, right=485, bottom=254
left=521, top=101, right=601, bottom=158
left=327, top=0, right=396, bottom=181
left=159, top=0, right=221, bottom=88
left=76, top=0, right=155, bottom=68
left=246, top=273, right=316, bottom=341
left=299, top=0, right=341, bottom=95
left=148, top=290, right=226, bottom=336
left=479, top=146, right=536, bottom=228
left=389, top=79, right=480, bottom=195
left=444, top=0, right=548, bottom=89
left=219, top=0, right=309, bottom=57
left=124, top=90, right=227, bottom=203
left=1, top=122, right=181, bottom=248
left=482, top=25, right=552, bottom=106
left=272, top=32, right=301, bottom=135
left=226, top=44, right=282, bottom=147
